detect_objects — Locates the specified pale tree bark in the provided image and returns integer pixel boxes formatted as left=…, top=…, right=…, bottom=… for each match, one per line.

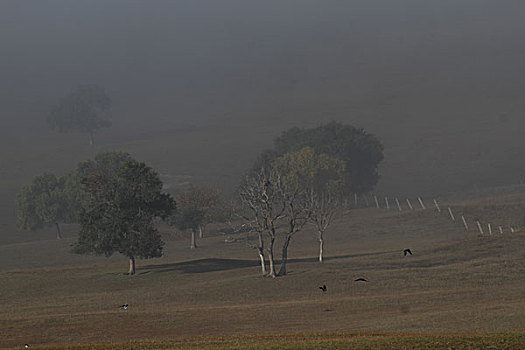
left=89, top=131, right=94, bottom=146
left=257, top=233, right=267, bottom=275
left=190, top=228, right=197, bottom=249
left=55, top=222, right=62, bottom=240
left=318, top=232, right=324, bottom=262
left=238, top=169, right=285, bottom=278
left=198, top=225, right=204, bottom=239
left=307, top=188, right=340, bottom=264
left=128, top=256, right=136, bottom=275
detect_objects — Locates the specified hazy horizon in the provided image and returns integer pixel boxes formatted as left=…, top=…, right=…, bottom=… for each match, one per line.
left=2, top=1, right=525, bottom=243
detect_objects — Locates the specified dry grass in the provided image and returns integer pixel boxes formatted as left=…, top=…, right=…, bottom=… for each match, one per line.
left=7, top=332, right=525, bottom=350
left=1, top=195, right=525, bottom=348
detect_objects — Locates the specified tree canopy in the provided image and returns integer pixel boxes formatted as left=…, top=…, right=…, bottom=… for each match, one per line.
left=175, top=183, right=227, bottom=238
left=73, top=152, right=175, bottom=274
left=254, top=121, right=384, bottom=194
left=239, top=146, right=346, bottom=277
left=16, top=172, right=79, bottom=239
left=47, top=84, right=112, bottom=145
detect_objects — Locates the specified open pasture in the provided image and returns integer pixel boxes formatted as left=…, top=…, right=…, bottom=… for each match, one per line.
left=2, top=194, right=525, bottom=348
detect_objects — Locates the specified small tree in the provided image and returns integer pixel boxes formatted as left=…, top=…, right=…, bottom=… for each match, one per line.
left=47, top=84, right=111, bottom=146
left=176, top=184, right=225, bottom=239
left=307, top=186, right=342, bottom=263
left=16, top=173, right=78, bottom=239
left=169, top=204, right=206, bottom=249
left=73, top=154, right=175, bottom=275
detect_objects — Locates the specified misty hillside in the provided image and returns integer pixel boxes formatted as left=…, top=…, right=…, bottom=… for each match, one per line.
left=1, top=1, right=525, bottom=244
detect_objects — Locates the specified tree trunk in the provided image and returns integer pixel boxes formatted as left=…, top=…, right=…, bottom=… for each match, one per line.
left=278, top=236, right=292, bottom=276
left=318, top=232, right=324, bottom=263
left=55, top=222, right=62, bottom=240
left=257, top=234, right=266, bottom=275
left=266, top=236, right=276, bottom=278
left=190, top=229, right=197, bottom=249
left=258, top=248, right=266, bottom=275
left=128, top=256, right=136, bottom=275
left=89, top=131, right=94, bottom=146
left=198, top=225, right=204, bottom=239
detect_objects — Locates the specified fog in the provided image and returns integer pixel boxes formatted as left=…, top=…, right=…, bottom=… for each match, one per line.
left=2, top=1, right=525, bottom=242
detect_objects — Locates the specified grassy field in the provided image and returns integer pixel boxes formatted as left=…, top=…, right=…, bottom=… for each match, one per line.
left=1, top=193, right=525, bottom=349
left=6, top=332, right=525, bottom=349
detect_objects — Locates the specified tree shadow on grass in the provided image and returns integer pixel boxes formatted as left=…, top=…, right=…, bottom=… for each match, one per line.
left=139, top=250, right=397, bottom=274
left=139, top=258, right=260, bottom=274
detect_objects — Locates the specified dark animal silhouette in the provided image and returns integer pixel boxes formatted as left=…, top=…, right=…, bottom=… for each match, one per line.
left=354, top=278, right=368, bottom=282
left=403, top=248, right=412, bottom=256
left=121, top=304, right=128, bottom=310
left=319, top=285, right=327, bottom=292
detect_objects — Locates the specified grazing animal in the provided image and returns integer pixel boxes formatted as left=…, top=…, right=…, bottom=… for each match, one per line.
left=121, top=304, right=129, bottom=310
left=24, top=345, right=29, bottom=349
left=354, top=278, right=368, bottom=282
left=319, top=285, right=327, bottom=292
left=403, top=248, right=412, bottom=256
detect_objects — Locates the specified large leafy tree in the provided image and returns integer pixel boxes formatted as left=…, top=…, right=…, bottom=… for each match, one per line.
left=254, top=121, right=384, bottom=195
left=47, top=84, right=111, bottom=145
left=16, top=172, right=79, bottom=239
left=73, top=153, right=175, bottom=275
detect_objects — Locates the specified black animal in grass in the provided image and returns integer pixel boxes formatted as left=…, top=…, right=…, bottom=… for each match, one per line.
left=319, top=285, right=327, bottom=292
left=403, top=248, right=412, bottom=256
left=120, top=304, right=129, bottom=310
left=354, top=278, right=368, bottom=282
left=24, top=345, right=29, bottom=348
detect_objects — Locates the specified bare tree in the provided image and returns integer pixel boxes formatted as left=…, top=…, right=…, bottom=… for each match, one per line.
left=273, top=174, right=310, bottom=276
left=307, top=188, right=341, bottom=262
left=238, top=169, right=285, bottom=278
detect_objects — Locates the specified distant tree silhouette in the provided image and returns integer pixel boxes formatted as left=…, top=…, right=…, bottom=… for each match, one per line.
left=175, top=183, right=227, bottom=239
left=16, top=172, right=79, bottom=239
left=253, top=122, right=384, bottom=195
left=47, top=84, right=111, bottom=145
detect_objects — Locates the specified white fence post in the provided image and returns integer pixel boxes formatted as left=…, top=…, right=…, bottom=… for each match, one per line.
left=433, top=199, right=441, bottom=212
left=476, top=221, right=484, bottom=236
left=461, top=216, right=469, bottom=231
left=447, top=207, right=455, bottom=221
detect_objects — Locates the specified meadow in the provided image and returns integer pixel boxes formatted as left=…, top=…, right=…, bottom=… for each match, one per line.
left=2, top=193, right=525, bottom=349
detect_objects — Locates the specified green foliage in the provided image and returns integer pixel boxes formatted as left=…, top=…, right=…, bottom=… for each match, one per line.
left=176, top=183, right=227, bottom=226
left=74, top=153, right=175, bottom=260
left=169, top=204, right=206, bottom=232
left=271, top=147, right=345, bottom=196
left=47, top=84, right=112, bottom=144
left=255, top=122, right=384, bottom=194
left=16, top=172, right=79, bottom=236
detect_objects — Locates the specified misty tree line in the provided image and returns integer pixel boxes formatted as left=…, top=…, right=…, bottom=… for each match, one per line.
left=16, top=120, right=384, bottom=276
